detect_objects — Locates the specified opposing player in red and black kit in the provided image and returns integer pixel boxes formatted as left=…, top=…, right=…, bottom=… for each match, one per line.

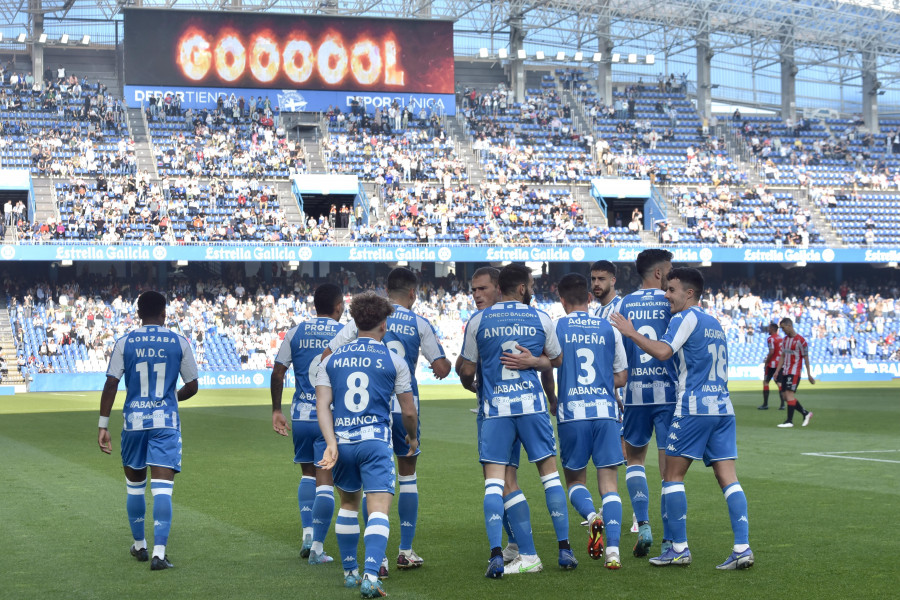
left=775, top=318, right=815, bottom=428
left=759, top=323, right=784, bottom=411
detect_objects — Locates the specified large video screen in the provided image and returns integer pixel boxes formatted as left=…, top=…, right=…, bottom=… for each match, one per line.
left=123, top=9, right=455, bottom=112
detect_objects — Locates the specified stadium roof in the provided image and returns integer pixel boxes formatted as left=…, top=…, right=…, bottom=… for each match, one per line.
left=12, top=0, right=900, bottom=67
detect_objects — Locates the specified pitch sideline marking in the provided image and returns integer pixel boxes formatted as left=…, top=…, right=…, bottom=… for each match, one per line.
left=802, top=449, right=900, bottom=464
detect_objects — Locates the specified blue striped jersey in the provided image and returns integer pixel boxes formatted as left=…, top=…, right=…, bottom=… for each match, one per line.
left=461, top=301, right=561, bottom=419
left=106, top=325, right=199, bottom=431
left=614, top=288, right=676, bottom=405
left=274, top=317, right=341, bottom=422
left=593, top=295, right=622, bottom=320
left=661, top=306, right=734, bottom=417
left=317, top=337, right=412, bottom=444
left=329, top=304, right=445, bottom=412
left=554, top=311, right=627, bottom=422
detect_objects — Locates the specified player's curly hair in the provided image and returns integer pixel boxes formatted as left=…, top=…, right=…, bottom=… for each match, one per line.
left=350, top=291, right=394, bottom=331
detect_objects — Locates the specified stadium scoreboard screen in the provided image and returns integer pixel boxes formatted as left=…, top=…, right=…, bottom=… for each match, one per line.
left=123, top=8, right=455, bottom=114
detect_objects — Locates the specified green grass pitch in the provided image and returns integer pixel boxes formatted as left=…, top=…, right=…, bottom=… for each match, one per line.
left=1, top=381, right=899, bottom=599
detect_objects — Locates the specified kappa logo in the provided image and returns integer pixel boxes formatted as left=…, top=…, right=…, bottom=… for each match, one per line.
left=550, top=511, right=565, bottom=518
left=607, top=520, right=620, bottom=526
left=633, top=491, right=648, bottom=500
left=313, top=519, right=324, bottom=525
left=344, top=556, right=356, bottom=563
left=678, top=514, right=687, bottom=520
left=667, top=444, right=677, bottom=452
left=154, top=520, right=163, bottom=527
left=738, top=516, right=748, bottom=522
left=668, top=432, right=678, bottom=440
left=301, top=506, right=312, bottom=512
left=366, top=557, right=377, bottom=563
left=488, top=513, right=502, bottom=521
left=133, top=517, right=144, bottom=523
left=671, top=421, right=681, bottom=429
left=401, top=521, right=413, bottom=527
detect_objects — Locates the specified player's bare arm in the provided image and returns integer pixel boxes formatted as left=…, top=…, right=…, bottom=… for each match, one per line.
left=613, top=369, right=628, bottom=390
left=430, top=357, right=452, bottom=379
left=315, top=384, right=338, bottom=469
left=177, top=379, right=198, bottom=402
left=540, top=369, right=558, bottom=416
left=805, top=356, right=816, bottom=384
left=499, top=344, right=553, bottom=372
left=98, top=375, right=119, bottom=454
left=457, top=358, right=477, bottom=393
left=270, top=362, right=290, bottom=436
left=610, top=313, right=674, bottom=361
left=396, top=390, right=419, bottom=455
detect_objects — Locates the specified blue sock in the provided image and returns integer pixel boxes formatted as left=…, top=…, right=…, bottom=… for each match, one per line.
left=364, top=512, right=390, bottom=578
left=298, top=476, right=315, bottom=532
left=503, top=491, right=536, bottom=555
left=723, top=482, right=750, bottom=547
left=311, top=485, right=335, bottom=545
left=483, top=478, right=505, bottom=550
left=125, top=478, right=146, bottom=545
left=397, top=474, right=418, bottom=551
left=601, top=493, right=623, bottom=548
left=662, top=482, right=687, bottom=545
left=661, top=484, right=671, bottom=541
left=361, top=495, right=369, bottom=527
left=541, top=472, right=569, bottom=543
left=502, top=511, right=517, bottom=545
left=567, top=484, right=596, bottom=521
left=625, top=466, right=650, bottom=523
left=335, top=508, right=360, bottom=574
left=150, top=479, right=174, bottom=555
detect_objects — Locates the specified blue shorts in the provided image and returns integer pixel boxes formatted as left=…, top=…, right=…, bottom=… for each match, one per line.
left=480, top=413, right=555, bottom=466
left=391, top=413, right=421, bottom=457
left=665, top=415, right=738, bottom=467
left=623, top=404, right=676, bottom=449
left=558, top=419, right=626, bottom=471
left=292, top=420, right=322, bottom=464
left=121, top=428, right=182, bottom=473
left=333, top=440, right=396, bottom=494
left=476, top=411, right=521, bottom=467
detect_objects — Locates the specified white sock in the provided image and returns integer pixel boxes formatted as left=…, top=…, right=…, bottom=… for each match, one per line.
left=363, top=572, right=378, bottom=582
left=734, top=543, right=750, bottom=553
left=673, top=542, right=688, bottom=553
left=606, top=546, right=619, bottom=556
left=152, top=544, right=166, bottom=560
left=310, top=541, right=324, bottom=554
left=302, top=526, right=313, bottom=539
left=133, top=540, right=147, bottom=551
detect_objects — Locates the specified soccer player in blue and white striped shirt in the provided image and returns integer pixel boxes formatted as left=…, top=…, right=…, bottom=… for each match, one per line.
left=271, top=283, right=344, bottom=564
left=590, top=260, right=622, bottom=319
left=97, top=291, right=199, bottom=571
left=543, top=274, right=628, bottom=569
left=612, top=248, right=676, bottom=557
left=611, top=267, right=753, bottom=570
left=459, top=264, right=574, bottom=578
left=316, top=292, right=418, bottom=597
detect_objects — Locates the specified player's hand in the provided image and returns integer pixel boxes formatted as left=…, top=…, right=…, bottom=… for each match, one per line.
left=98, top=428, right=111, bottom=454
left=272, top=411, right=290, bottom=436
left=808, top=375, right=816, bottom=384
left=609, top=313, right=636, bottom=337
left=317, top=444, right=338, bottom=470
left=405, top=435, right=419, bottom=456
left=500, top=345, right=536, bottom=370
left=548, top=396, right=558, bottom=417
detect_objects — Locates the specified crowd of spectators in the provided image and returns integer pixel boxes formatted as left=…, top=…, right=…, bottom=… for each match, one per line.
left=5, top=268, right=899, bottom=382
left=13, top=171, right=327, bottom=243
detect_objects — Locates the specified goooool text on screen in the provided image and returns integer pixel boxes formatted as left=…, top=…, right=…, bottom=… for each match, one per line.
left=123, top=9, right=455, bottom=112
